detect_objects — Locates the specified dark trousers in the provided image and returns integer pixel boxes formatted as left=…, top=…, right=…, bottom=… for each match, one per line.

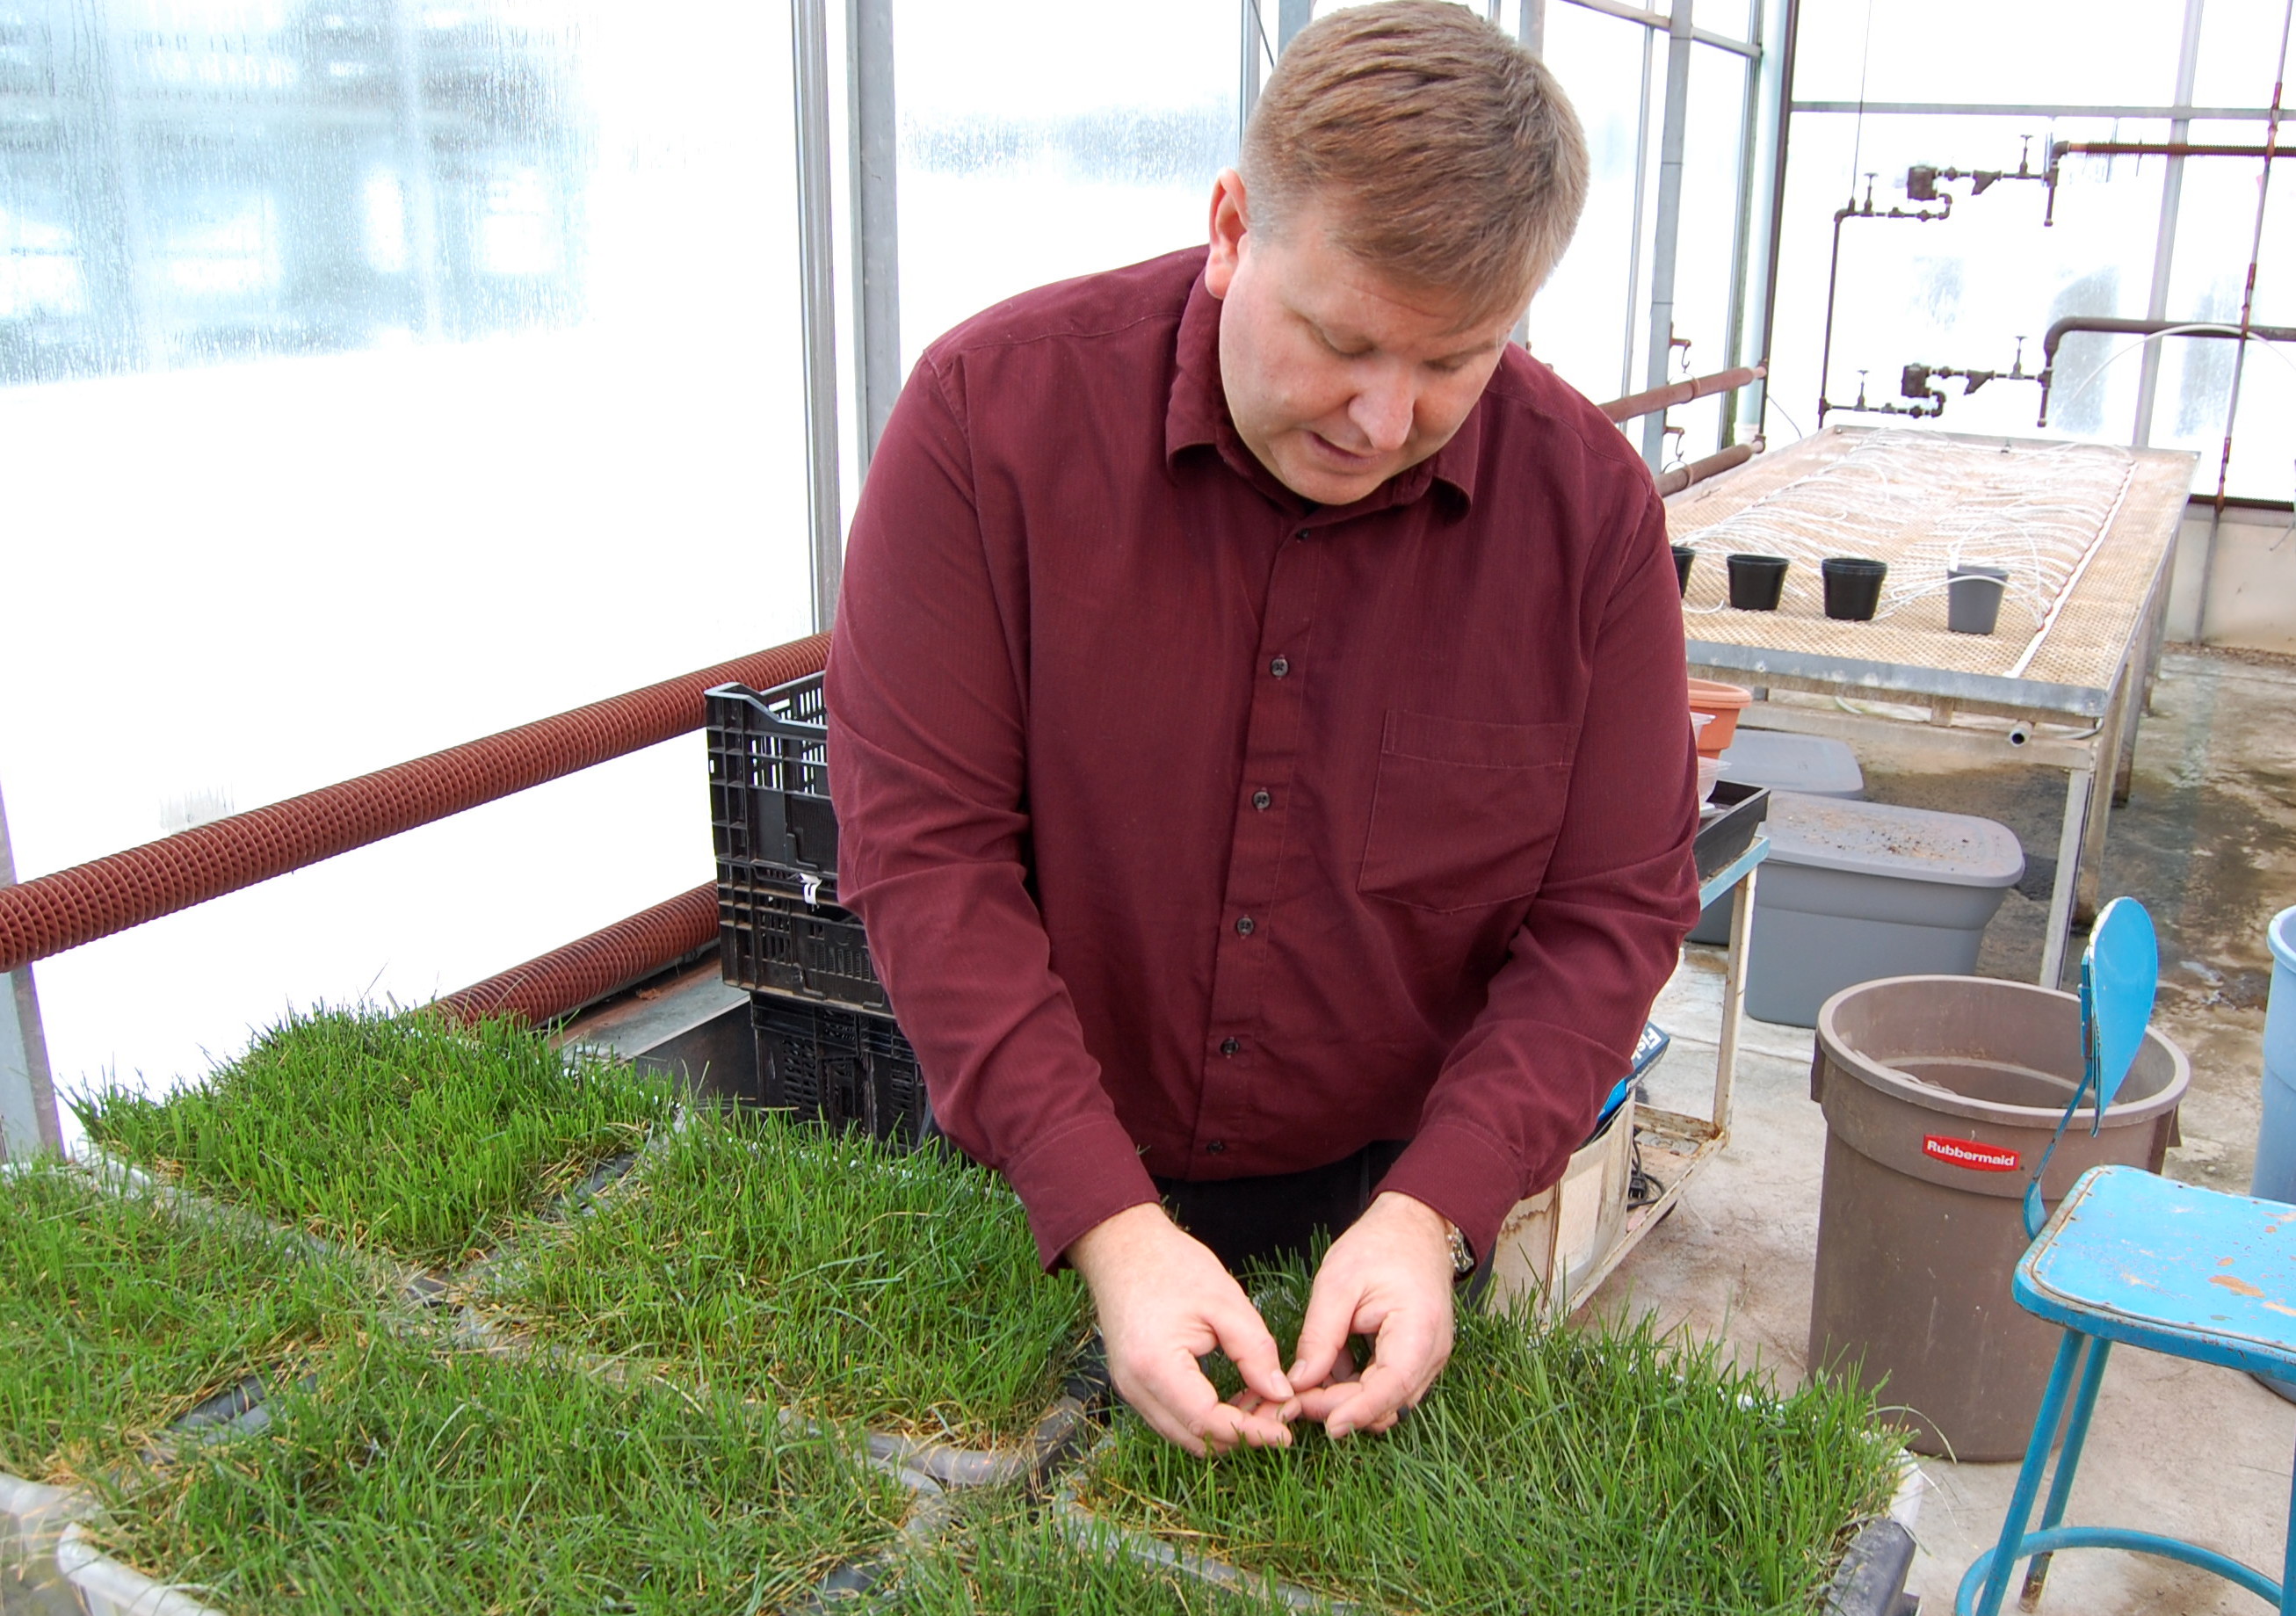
left=1154, top=1141, right=1409, bottom=1274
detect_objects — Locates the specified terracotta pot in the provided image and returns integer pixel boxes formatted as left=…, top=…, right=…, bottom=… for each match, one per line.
left=1688, top=678, right=1752, bottom=755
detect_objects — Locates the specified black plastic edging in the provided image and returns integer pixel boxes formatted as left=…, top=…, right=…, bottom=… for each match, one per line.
left=1821, top=1518, right=1919, bottom=1616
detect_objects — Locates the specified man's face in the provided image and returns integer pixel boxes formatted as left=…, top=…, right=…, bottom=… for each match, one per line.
left=1203, top=171, right=1522, bottom=506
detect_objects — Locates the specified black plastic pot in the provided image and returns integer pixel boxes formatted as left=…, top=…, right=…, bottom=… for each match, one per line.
left=1727, top=553, right=1789, bottom=610
left=1821, top=556, right=1887, bottom=621
left=1671, top=545, right=1697, bottom=597
left=1948, top=565, right=2008, bottom=634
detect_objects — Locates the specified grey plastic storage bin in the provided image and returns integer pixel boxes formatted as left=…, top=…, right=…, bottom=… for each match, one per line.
left=1743, top=794, right=2024, bottom=1026
left=1717, top=730, right=1865, bottom=798
left=1688, top=734, right=1865, bottom=944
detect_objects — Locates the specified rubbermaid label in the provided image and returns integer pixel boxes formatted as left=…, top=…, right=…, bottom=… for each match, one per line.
left=1923, top=1134, right=2020, bottom=1172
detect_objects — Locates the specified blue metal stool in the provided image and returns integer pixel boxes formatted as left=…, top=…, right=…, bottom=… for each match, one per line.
left=1957, top=1165, right=2296, bottom=1612
left=1960, top=895, right=2296, bottom=1612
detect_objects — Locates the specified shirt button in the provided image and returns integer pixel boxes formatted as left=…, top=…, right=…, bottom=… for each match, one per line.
left=1251, top=788, right=1272, bottom=811
left=1205, top=1140, right=1227, bottom=1155
left=1235, top=915, right=1256, bottom=937
left=1220, top=1037, right=1242, bottom=1055
left=1269, top=656, right=1290, bottom=678
left=1293, top=528, right=1310, bottom=540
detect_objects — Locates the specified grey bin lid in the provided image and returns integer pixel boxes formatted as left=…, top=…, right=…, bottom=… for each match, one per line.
left=1764, top=792, right=2025, bottom=888
left=1715, top=730, right=1865, bottom=799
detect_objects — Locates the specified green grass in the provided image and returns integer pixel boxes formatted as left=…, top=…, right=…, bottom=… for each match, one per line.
left=476, top=1108, right=1091, bottom=1446
left=84, top=1331, right=912, bottom=1616
left=0, top=1160, right=366, bottom=1486
left=878, top=1498, right=1302, bottom=1615
left=74, top=1006, right=675, bottom=1267
left=1079, top=1264, right=1901, bottom=1616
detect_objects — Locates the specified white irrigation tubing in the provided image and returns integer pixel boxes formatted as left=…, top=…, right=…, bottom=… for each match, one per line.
left=2006, top=458, right=2139, bottom=680
left=2048, top=323, right=2296, bottom=436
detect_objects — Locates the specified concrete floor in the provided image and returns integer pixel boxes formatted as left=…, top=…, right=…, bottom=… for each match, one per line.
left=1593, top=647, right=2296, bottom=1614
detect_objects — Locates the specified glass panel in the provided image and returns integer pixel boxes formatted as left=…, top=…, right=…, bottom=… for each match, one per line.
left=2155, top=121, right=2296, bottom=500
left=1, top=0, right=814, bottom=1104
left=893, top=0, right=1237, bottom=370
left=1793, top=0, right=2184, bottom=109
left=1764, top=112, right=2169, bottom=451
left=2191, top=0, right=2294, bottom=110
left=1664, top=40, right=1751, bottom=460
left=1694, top=0, right=1752, bottom=46
left=1532, top=2, right=1654, bottom=402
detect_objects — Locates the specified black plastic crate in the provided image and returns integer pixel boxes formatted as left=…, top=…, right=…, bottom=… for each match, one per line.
left=718, top=867, right=889, bottom=1011
left=708, top=677, right=841, bottom=886
left=750, top=992, right=930, bottom=1147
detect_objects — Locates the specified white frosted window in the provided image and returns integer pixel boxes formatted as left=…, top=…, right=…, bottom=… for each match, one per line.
left=1792, top=0, right=2184, bottom=108
left=1, top=0, right=814, bottom=1105
left=1532, top=3, right=1657, bottom=403
left=892, top=0, right=1237, bottom=370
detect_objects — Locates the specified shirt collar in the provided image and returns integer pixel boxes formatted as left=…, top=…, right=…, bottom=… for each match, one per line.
left=1163, top=259, right=1482, bottom=520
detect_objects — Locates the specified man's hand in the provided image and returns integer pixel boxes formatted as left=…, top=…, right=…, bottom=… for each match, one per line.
left=1285, top=1192, right=1457, bottom=1438
left=1067, top=1203, right=1298, bottom=1457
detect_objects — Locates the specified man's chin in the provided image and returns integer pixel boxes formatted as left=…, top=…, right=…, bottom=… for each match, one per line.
left=1275, top=450, right=1395, bottom=506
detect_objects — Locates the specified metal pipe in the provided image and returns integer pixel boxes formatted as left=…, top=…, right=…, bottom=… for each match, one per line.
left=1655, top=439, right=1760, bottom=496
left=1639, top=0, right=1695, bottom=467
left=1601, top=363, right=1765, bottom=424
left=2034, top=317, right=2296, bottom=425
left=846, top=0, right=902, bottom=467
left=0, top=635, right=831, bottom=975
left=436, top=885, right=720, bottom=1029
left=2056, top=141, right=2296, bottom=162
left=1815, top=178, right=1954, bottom=426
left=792, top=0, right=844, bottom=630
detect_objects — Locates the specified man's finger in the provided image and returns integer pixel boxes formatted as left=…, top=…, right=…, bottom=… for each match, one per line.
left=1288, top=1272, right=1369, bottom=1391
left=1323, top=1309, right=1445, bottom=1438
left=1321, top=1358, right=1423, bottom=1439
left=1208, top=1297, right=1296, bottom=1409
left=1134, top=1347, right=1292, bottom=1454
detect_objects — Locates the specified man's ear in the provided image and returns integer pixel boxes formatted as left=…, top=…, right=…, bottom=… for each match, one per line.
left=1205, top=169, right=1249, bottom=299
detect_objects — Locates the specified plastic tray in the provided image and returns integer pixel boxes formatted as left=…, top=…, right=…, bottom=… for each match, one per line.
left=708, top=677, right=841, bottom=889
left=750, top=992, right=930, bottom=1147
left=1694, top=779, right=1771, bottom=882
left=718, top=865, right=888, bottom=1011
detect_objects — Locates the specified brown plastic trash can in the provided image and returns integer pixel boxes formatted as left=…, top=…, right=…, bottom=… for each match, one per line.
left=1807, top=975, right=2187, bottom=1460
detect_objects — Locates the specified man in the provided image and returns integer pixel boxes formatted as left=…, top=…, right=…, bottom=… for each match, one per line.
left=826, top=1, right=1699, bottom=1458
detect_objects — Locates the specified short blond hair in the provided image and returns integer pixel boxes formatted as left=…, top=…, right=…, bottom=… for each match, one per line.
left=1242, top=1, right=1588, bottom=321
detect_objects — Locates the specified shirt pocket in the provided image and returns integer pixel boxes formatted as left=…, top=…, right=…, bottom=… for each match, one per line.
left=1357, top=711, right=1579, bottom=914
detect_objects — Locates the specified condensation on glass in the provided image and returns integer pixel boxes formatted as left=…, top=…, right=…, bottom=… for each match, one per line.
left=0, top=2, right=817, bottom=1109
left=890, top=0, right=1238, bottom=370
left=0, top=1, right=599, bottom=385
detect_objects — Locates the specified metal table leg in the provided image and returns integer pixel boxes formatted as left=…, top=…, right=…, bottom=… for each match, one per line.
left=2039, top=767, right=2095, bottom=991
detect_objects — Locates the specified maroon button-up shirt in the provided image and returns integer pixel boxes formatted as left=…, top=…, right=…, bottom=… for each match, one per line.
left=827, top=246, right=1699, bottom=1267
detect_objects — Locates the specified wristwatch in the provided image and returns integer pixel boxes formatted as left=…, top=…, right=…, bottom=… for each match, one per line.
left=1443, top=1219, right=1475, bottom=1279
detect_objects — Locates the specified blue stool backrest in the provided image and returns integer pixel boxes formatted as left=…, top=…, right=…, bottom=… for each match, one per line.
left=2023, top=897, right=2161, bottom=1239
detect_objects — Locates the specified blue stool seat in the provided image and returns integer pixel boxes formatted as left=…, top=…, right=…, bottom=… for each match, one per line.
left=1959, top=1164, right=2296, bottom=1612
left=2019, top=1165, right=2296, bottom=1379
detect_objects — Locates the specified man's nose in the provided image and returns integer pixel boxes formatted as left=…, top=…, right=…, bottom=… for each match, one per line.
left=1348, top=369, right=1415, bottom=453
